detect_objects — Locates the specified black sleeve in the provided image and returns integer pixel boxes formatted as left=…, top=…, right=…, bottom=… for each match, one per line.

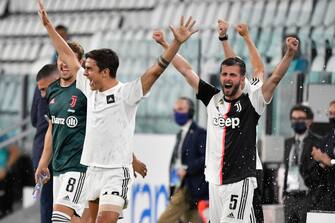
left=196, top=79, right=220, bottom=106
left=30, top=87, right=40, bottom=127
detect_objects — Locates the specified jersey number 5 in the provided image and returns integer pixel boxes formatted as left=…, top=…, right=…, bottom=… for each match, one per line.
left=229, top=194, right=239, bottom=210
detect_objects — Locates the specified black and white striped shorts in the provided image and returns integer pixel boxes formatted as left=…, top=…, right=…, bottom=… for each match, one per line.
left=209, top=177, right=257, bottom=223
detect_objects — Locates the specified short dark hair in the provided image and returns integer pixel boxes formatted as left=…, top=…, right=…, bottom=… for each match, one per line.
left=220, top=57, right=246, bottom=76
left=329, top=100, right=335, bottom=107
left=290, top=104, right=314, bottom=120
left=36, top=64, right=58, bottom=81
left=178, top=97, right=195, bottom=119
left=85, top=48, right=119, bottom=78
left=55, top=24, right=68, bottom=33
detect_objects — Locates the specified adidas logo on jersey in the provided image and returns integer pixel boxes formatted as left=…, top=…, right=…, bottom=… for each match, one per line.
left=63, top=195, right=70, bottom=201
left=227, top=212, right=235, bottom=218
left=213, top=116, right=240, bottom=128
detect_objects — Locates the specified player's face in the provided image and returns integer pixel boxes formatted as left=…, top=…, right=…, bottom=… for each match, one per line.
left=37, top=75, right=58, bottom=98
left=220, top=65, right=244, bottom=99
left=84, top=58, right=103, bottom=91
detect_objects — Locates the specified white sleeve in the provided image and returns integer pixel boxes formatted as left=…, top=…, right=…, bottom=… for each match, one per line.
left=122, top=78, right=144, bottom=106
left=249, top=85, right=271, bottom=115
left=243, top=77, right=263, bottom=94
left=76, top=67, right=89, bottom=96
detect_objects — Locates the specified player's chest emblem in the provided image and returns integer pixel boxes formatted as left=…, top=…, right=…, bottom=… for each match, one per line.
left=70, top=96, right=78, bottom=108
left=234, top=101, right=242, bottom=113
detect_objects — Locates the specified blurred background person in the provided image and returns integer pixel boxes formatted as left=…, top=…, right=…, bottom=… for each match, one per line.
left=31, top=64, right=59, bottom=223
left=158, top=97, right=208, bottom=223
left=283, top=104, right=322, bottom=223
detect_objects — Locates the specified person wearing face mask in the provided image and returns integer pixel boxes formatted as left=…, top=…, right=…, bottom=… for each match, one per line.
left=157, top=97, right=208, bottom=223
left=311, top=100, right=335, bottom=211
left=283, top=104, right=322, bottom=223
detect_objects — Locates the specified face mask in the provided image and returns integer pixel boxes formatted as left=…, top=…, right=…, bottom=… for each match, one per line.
left=329, top=117, right=335, bottom=128
left=174, top=112, right=189, bottom=126
left=291, top=121, right=307, bottom=134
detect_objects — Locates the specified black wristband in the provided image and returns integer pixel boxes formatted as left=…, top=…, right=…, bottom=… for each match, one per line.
left=219, top=34, right=228, bottom=41
left=157, top=56, right=170, bottom=69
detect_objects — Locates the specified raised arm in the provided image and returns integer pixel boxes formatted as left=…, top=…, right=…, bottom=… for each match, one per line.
left=262, top=37, right=299, bottom=102
left=152, top=30, right=200, bottom=93
left=218, top=19, right=236, bottom=58
left=236, top=24, right=265, bottom=81
left=141, top=17, right=197, bottom=95
left=37, top=0, right=80, bottom=75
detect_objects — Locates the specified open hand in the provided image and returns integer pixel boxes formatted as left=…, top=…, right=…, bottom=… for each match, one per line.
left=170, top=16, right=198, bottom=44
left=37, top=0, right=51, bottom=27
left=217, top=19, right=229, bottom=37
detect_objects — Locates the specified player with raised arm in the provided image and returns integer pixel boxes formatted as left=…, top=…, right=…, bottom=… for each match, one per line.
left=37, top=0, right=197, bottom=222
left=218, top=20, right=265, bottom=223
left=153, top=26, right=299, bottom=222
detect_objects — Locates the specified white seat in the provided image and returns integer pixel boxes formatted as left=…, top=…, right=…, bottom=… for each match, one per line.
left=297, top=0, right=313, bottom=26
left=324, top=0, right=335, bottom=26
left=310, top=0, right=328, bottom=27
left=249, top=1, right=265, bottom=27
left=239, top=0, right=254, bottom=24
left=227, top=1, right=242, bottom=25
left=285, top=0, right=302, bottom=26
left=261, top=0, right=278, bottom=27
left=215, top=1, right=231, bottom=27
left=203, top=2, right=219, bottom=29
left=273, top=0, right=289, bottom=27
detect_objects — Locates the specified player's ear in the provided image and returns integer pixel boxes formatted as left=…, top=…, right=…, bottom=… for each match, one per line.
left=102, top=68, right=110, bottom=78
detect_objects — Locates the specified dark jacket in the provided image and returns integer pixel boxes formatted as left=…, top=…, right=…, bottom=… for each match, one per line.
left=31, top=87, right=49, bottom=169
left=283, top=130, right=325, bottom=208
left=317, top=128, right=335, bottom=211
left=169, top=122, right=208, bottom=204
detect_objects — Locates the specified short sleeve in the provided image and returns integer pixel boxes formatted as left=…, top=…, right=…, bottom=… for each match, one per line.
left=76, top=67, right=89, bottom=96
left=122, top=78, right=144, bottom=106
left=243, top=77, right=263, bottom=94
left=196, top=79, right=220, bottom=106
left=248, top=86, right=271, bottom=115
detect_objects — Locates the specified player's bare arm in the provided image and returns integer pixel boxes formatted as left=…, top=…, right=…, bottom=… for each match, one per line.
left=35, top=120, right=53, bottom=184
left=218, top=19, right=236, bottom=58
left=141, top=16, right=198, bottom=95
left=261, top=37, right=299, bottom=102
left=152, top=30, right=200, bottom=93
left=37, top=0, right=81, bottom=75
left=235, top=23, right=265, bottom=81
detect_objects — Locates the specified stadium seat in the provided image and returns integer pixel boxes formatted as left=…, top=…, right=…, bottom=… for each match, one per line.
left=285, top=0, right=302, bottom=27
left=203, top=2, right=219, bottom=29
left=273, top=0, right=289, bottom=27
left=296, top=0, right=313, bottom=27
left=239, top=0, right=254, bottom=24
left=249, top=0, right=265, bottom=27
left=261, top=0, right=278, bottom=27
left=310, top=0, right=328, bottom=27
left=324, top=0, right=335, bottom=26
left=227, top=1, right=242, bottom=25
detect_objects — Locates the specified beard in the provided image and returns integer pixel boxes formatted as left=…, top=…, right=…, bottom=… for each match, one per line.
left=223, top=82, right=240, bottom=97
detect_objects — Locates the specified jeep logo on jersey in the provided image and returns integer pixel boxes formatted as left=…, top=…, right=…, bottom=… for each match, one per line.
left=106, top=94, right=115, bottom=104
left=213, top=116, right=240, bottom=128
left=66, top=116, right=78, bottom=128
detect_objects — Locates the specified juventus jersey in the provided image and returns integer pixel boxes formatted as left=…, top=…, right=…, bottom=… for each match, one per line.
left=197, top=78, right=267, bottom=185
